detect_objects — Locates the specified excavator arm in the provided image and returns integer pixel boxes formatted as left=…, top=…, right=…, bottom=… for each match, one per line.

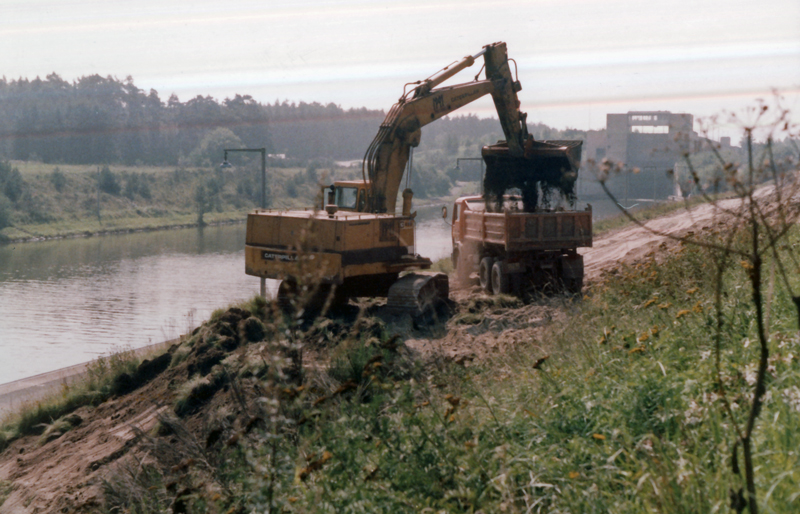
left=363, top=42, right=534, bottom=213
left=364, top=79, right=497, bottom=213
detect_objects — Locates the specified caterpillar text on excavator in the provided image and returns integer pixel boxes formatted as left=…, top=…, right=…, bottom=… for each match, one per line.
left=244, top=41, right=584, bottom=314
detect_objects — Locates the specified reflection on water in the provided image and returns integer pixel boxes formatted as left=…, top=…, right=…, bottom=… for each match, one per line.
left=0, top=197, right=622, bottom=385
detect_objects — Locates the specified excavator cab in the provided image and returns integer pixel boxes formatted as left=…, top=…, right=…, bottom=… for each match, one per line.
left=322, top=181, right=371, bottom=213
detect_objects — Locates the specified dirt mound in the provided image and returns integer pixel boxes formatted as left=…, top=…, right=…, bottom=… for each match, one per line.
left=403, top=291, right=569, bottom=366
left=0, top=301, right=417, bottom=513
left=0, top=304, right=293, bottom=513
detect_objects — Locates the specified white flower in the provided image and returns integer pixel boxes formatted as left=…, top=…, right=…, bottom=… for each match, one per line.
left=782, top=387, right=800, bottom=414
left=684, top=400, right=705, bottom=425
left=743, top=363, right=758, bottom=386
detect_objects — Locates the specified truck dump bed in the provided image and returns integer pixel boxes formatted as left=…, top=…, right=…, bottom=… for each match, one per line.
left=462, top=203, right=592, bottom=251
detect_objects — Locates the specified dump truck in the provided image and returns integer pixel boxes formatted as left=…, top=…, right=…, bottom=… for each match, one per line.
left=450, top=194, right=592, bottom=295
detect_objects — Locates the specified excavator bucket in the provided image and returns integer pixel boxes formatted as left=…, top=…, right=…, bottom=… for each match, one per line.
left=482, top=139, right=583, bottom=213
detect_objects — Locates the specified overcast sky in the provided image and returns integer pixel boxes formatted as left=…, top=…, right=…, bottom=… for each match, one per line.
left=3, top=0, right=799, bottom=138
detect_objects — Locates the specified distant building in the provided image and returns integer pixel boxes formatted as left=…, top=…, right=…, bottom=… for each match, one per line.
left=584, top=111, right=702, bottom=200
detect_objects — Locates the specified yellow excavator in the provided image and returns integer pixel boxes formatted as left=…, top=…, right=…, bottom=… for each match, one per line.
left=244, top=42, right=580, bottom=314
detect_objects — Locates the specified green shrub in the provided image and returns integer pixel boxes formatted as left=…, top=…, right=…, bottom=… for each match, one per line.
left=0, top=162, right=24, bottom=202
left=0, top=194, right=11, bottom=230
left=50, top=167, right=67, bottom=192
left=98, top=166, right=120, bottom=195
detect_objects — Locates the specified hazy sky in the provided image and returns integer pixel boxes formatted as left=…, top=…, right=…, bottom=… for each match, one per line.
left=3, top=0, right=799, bottom=138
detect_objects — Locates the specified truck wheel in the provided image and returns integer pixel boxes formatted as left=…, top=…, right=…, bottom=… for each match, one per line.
left=277, top=279, right=297, bottom=310
left=565, top=277, right=583, bottom=295
left=491, top=260, right=510, bottom=294
left=479, top=257, right=494, bottom=293
left=452, top=248, right=464, bottom=280
left=454, top=249, right=471, bottom=284
left=560, top=253, right=584, bottom=295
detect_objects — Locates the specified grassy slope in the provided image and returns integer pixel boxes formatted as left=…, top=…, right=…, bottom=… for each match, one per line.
left=277, top=232, right=798, bottom=513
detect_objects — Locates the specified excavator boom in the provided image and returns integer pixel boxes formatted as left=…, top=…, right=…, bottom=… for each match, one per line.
left=362, top=41, right=580, bottom=214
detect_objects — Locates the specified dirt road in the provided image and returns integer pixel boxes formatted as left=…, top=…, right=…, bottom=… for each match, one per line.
left=582, top=195, right=747, bottom=280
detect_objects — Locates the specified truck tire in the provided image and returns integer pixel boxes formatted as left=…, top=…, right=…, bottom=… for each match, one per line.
left=565, top=277, right=583, bottom=295
left=479, top=257, right=494, bottom=293
left=277, top=279, right=297, bottom=310
left=453, top=248, right=466, bottom=282
left=491, top=260, right=510, bottom=294
left=560, top=253, right=584, bottom=295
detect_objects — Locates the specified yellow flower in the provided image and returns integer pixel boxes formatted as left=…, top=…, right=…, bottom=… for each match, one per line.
left=569, top=471, right=580, bottom=479
left=658, top=302, right=672, bottom=310
left=638, top=332, right=650, bottom=342
left=692, top=301, right=703, bottom=314
left=592, top=433, right=606, bottom=440
left=642, top=298, right=657, bottom=309
left=686, top=287, right=699, bottom=295
left=676, top=309, right=691, bottom=319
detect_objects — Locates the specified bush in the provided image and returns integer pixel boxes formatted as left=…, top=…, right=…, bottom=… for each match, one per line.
left=123, top=172, right=151, bottom=200
left=98, top=166, right=121, bottom=195
left=0, top=165, right=25, bottom=202
left=50, top=167, right=67, bottom=192
left=0, top=194, right=11, bottom=229
left=191, top=128, right=243, bottom=166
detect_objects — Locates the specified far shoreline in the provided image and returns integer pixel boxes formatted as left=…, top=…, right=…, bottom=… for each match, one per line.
left=0, top=217, right=248, bottom=246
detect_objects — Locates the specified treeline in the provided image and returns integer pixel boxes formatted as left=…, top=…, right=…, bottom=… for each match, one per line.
left=264, top=102, right=384, bottom=160
left=0, top=74, right=389, bottom=165
left=0, top=74, right=596, bottom=168
left=0, top=74, right=267, bottom=165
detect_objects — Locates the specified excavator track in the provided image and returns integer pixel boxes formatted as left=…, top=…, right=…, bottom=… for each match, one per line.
left=386, top=272, right=449, bottom=316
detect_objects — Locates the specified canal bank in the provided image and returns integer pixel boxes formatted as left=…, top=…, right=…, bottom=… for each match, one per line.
left=0, top=338, right=175, bottom=418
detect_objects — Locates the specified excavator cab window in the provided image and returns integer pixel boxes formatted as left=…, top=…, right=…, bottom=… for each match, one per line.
left=335, top=187, right=359, bottom=210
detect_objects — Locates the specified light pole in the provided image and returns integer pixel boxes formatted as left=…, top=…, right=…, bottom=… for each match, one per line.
left=221, top=148, right=267, bottom=298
